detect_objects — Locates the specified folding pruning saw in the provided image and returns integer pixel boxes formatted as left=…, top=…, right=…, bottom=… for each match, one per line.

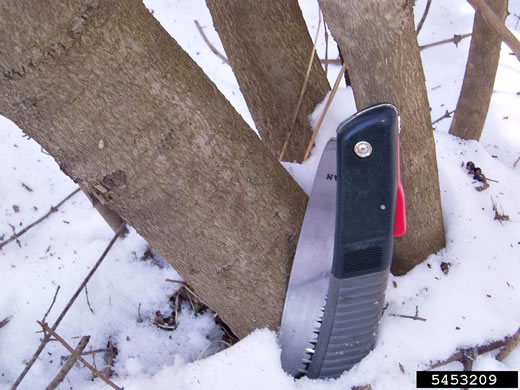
left=279, top=103, right=407, bottom=379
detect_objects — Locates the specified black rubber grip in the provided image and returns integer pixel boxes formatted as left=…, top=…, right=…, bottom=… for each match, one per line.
left=333, top=104, right=399, bottom=279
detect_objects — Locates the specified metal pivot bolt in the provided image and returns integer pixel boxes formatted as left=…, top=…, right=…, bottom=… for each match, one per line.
left=353, top=141, right=372, bottom=158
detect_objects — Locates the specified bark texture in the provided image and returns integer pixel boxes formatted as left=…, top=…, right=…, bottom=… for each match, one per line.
left=319, top=0, right=446, bottom=275
left=0, top=0, right=308, bottom=338
left=206, top=0, right=331, bottom=162
left=449, top=0, right=508, bottom=141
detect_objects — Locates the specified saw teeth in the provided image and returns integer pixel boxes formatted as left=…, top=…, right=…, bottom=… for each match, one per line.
left=302, top=358, right=312, bottom=365
left=305, top=347, right=315, bottom=354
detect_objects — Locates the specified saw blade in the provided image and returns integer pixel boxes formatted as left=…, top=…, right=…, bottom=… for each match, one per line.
left=279, top=139, right=337, bottom=377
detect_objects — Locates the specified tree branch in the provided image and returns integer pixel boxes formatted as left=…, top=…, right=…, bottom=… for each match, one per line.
left=416, top=0, right=433, bottom=35
left=433, top=109, right=455, bottom=125
left=0, top=188, right=80, bottom=250
left=10, top=224, right=126, bottom=390
left=420, top=33, right=472, bottom=51
left=45, top=336, right=90, bottom=390
left=466, top=0, right=520, bottom=61
left=38, top=322, right=123, bottom=390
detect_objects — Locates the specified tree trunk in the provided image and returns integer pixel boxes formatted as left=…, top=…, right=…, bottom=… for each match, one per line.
left=206, top=0, right=331, bottom=162
left=319, top=0, right=446, bottom=275
left=449, top=0, right=508, bottom=141
left=0, top=0, right=308, bottom=338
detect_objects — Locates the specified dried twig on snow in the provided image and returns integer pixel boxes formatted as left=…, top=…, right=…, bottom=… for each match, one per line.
left=38, top=322, right=123, bottom=390
left=42, top=286, right=60, bottom=323
left=0, top=188, right=81, bottom=250
left=390, top=305, right=427, bottom=322
left=85, top=284, right=95, bottom=314
left=420, top=33, right=472, bottom=51
left=496, top=327, right=520, bottom=361
left=304, top=61, right=348, bottom=161
left=10, top=224, right=126, bottom=390
left=416, top=0, right=433, bottom=35
left=429, top=338, right=508, bottom=369
left=194, top=20, right=229, bottom=64
left=466, top=0, right=520, bottom=61
left=491, top=197, right=510, bottom=224
left=45, top=335, right=90, bottom=390
left=279, top=7, right=322, bottom=161
left=0, top=316, right=11, bottom=329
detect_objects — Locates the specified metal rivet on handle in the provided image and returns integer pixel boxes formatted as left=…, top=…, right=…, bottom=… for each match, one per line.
left=354, top=141, right=372, bottom=158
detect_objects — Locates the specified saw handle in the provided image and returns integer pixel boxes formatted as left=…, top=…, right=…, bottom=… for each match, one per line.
left=333, top=104, right=400, bottom=279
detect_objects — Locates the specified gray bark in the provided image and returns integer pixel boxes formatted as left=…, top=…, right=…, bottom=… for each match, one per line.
left=0, top=0, right=307, bottom=338
left=319, top=0, right=446, bottom=275
left=449, top=0, right=508, bottom=141
left=206, top=0, right=331, bottom=162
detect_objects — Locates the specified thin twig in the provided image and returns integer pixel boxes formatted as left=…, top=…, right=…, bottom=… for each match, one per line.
left=61, top=348, right=108, bottom=360
left=420, top=33, right=472, bottom=51
left=42, top=286, right=61, bottom=323
left=467, top=0, right=520, bottom=61
left=416, top=0, right=433, bottom=35
left=390, top=306, right=427, bottom=321
left=429, top=339, right=507, bottom=369
left=45, top=336, right=90, bottom=390
left=513, top=156, right=520, bottom=168
left=321, top=58, right=341, bottom=65
left=0, top=316, right=11, bottom=329
left=10, top=224, right=126, bottom=390
left=303, top=61, right=348, bottom=161
left=0, top=188, right=81, bottom=250
left=433, top=109, right=456, bottom=125
left=496, top=327, right=520, bottom=361
left=194, top=20, right=229, bottom=64
left=85, top=284, right=95, bottom=314
left=279, top=7, right=322, bottom=161
left=37, top=322, right=123, bottom=390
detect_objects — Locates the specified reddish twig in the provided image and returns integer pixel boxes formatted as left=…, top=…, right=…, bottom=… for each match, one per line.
left=0, top=188, right=81, bottom=250
left=38, top=322, right=123, bottom=390
left=10, top=224, right=126, bottom=390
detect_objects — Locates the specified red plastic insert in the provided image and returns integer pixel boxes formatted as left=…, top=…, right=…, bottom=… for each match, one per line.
left=394, top=136, right=407, bottom=237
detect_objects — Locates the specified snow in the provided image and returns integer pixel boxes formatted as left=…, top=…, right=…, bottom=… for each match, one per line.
left=1, top=1, right=519, bottom=389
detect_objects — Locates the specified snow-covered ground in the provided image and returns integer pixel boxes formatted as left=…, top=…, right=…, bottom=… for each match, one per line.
left=1, top=1, right=519, bottom=389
